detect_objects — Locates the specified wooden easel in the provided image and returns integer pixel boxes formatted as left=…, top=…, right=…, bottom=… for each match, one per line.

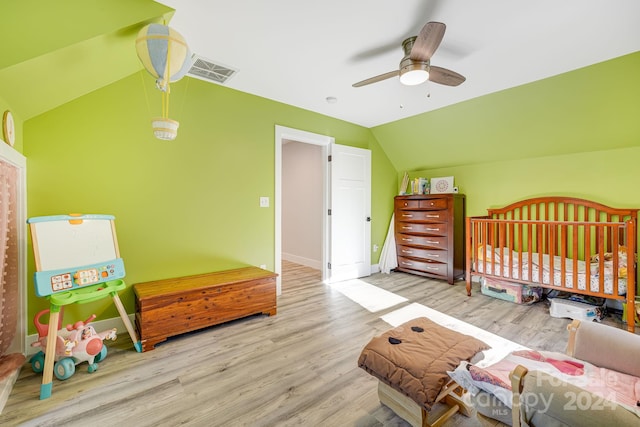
left=28, top=214, right=142, bottom=400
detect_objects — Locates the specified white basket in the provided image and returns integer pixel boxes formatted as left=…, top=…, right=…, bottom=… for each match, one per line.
left=151, top=118, right=179, bottom=140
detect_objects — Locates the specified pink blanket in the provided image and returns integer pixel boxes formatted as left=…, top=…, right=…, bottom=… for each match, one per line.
left=467, top=350, right=640, bottom=417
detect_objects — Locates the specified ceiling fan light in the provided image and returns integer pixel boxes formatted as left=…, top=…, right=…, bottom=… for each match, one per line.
left=399, top=62, right=430, bottom=86
left=400, top=69, right=429, bottom=85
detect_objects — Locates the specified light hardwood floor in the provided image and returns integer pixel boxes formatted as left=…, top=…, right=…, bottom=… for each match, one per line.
left=0, top=262, right=633, bottom=426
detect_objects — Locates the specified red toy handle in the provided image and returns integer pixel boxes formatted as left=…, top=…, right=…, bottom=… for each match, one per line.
left=33, top=307, right=65, bottom=338
left=66, top=314, right=97, bottom=331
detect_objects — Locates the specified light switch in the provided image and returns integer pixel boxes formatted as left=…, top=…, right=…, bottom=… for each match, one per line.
left=260, top=196, right=269, bottom=207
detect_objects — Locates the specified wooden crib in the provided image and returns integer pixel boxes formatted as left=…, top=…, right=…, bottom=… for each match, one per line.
left=465, top=197, right=637, bottom=332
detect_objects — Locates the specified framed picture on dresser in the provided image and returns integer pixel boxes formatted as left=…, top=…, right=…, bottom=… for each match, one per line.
left=430, top=176, right=454, bottom=194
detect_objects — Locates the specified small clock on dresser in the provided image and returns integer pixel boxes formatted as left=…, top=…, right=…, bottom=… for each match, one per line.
left=3, top=110, right=15, bottom=147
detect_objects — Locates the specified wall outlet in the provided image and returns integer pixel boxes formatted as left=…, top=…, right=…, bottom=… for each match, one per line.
left=259, top=264, right=266, bottom=269
left=373, top=244, right=379, bottom=252
left=259, top=196, right=269, bottom=207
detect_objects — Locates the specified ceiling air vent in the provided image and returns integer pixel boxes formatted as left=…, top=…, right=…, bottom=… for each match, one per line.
left=187, top=55, right=238, bottom=84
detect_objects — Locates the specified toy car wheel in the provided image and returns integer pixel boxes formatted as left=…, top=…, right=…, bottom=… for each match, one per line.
left=94, top=345, right=108, bottom=363
left=30, top=351, right=45, bottom=374
left=87, top=363, right=98, bottom=373
left=54, top=358, right=76, bottom=380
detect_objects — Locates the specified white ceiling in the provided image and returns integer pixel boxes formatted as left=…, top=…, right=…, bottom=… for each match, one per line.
left=157, top=0, right=640, bottom=128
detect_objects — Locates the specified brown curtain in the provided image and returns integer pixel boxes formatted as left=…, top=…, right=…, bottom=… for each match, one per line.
left=0, top=159, right=24, bottom=380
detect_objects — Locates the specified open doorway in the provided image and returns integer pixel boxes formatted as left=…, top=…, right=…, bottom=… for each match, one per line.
left=281, top=141, right=323, bottom=270
left=274, top=125, right=372, bottom=295
left=275, top=126, right=331, bottom=295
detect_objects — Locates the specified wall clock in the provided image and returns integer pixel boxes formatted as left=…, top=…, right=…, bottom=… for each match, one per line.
left=3, top=110, right=15, bottom=147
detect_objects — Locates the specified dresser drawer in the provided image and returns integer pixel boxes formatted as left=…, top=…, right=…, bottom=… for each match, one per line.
left=396, top=210, right=448, bottom=222
left=396, top=222, right=448, bottom=235
left=396, top=234, right=447, bottom=249
left=419, top=198, right=447, bottom=210
left=397, top=257, right=447, bottom=276
left=395, top=199, right=420, bottom=210
left=395, top=197, right=448, bottom=211
left=397, top=245, right=447, bottom=262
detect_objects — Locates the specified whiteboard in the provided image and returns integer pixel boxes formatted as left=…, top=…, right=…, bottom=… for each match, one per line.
left=28, top=215, right=119, bottom=271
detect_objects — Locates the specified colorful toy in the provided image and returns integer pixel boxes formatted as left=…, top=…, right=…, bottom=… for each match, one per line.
left=29, top=309, right=117, bottom=380
left=27, top=214, right=142, bottom=400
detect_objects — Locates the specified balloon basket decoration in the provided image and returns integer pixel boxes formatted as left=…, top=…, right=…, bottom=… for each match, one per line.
left=151, top=118, right=179, bottom=141
left=136, top=23, right=192, bottom=141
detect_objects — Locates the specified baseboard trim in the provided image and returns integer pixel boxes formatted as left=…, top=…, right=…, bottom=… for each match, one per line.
left=282, top=253, right=322, bottom=270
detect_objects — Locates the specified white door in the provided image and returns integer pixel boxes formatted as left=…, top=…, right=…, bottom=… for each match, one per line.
left=328, top=143, right=371, bottom=282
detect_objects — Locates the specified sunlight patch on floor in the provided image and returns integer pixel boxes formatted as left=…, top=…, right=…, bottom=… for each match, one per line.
left=328, top=279, right=408, bottom=312
left=380, top=302, right=528, bottom=366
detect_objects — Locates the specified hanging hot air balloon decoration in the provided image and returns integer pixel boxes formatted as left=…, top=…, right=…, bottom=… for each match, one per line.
left=136, top=24, right=193, bottom=140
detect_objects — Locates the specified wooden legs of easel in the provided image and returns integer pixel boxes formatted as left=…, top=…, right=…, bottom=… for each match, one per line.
left=39, top=294, right=142, bottom=400
left=39, top=306, right=60, bottom=399
left=111, top=292, right=143, bottom=353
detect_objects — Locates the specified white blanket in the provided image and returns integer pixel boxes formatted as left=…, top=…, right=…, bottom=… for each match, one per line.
left=475, top=245, right=627, bottom=295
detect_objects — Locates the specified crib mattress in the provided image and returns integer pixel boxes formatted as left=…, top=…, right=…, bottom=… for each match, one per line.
left=475, top=246, right=627, bottom=295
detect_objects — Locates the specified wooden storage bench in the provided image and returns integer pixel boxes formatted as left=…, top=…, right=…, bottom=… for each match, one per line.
left=133, top=266, right=277, bottom=351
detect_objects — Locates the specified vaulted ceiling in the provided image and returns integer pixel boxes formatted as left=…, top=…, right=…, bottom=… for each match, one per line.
left=1, top=0, right=639, bottom=130
left=158, top=0, right=640, bottom=128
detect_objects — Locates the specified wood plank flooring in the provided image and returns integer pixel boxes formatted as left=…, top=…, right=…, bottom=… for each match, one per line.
left=0, top=262, right=633, bottom=426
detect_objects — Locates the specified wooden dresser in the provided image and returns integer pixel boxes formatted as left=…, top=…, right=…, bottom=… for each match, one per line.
left=394, top=194, right=465, bottom=284
left=133, top=266, right=277, bottom=351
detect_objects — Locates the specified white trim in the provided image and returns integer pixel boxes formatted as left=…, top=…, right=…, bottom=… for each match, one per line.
left=275, top=125, right=333, bottom=293
left=281, top=252, right=322, bottom=271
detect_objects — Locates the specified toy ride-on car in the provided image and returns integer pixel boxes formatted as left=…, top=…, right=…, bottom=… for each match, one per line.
left=30, top=308, right=117, bottom=380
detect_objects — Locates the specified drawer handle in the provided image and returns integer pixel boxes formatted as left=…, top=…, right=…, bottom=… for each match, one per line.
left=426, top=240, right=439, bottom=244
left=429, top=254, right=440, bottom=258
left=402, top=214, right=413, bottom=218
left=401, top=249, right=413, bottom=254
left=402, top=226, right=413, bottom=230
left=430, top=202, right=435, bottom=206
left=401, top=261, right=413, bottom=266
left=426, top=266, right=439, bottom=271
left=402, top=238, right=413, bottom=242
left=403, top=202, right=408, bottom=206
left=426, top=228, right=440, bottom=231
left=426, top=214, right=440, bottom=218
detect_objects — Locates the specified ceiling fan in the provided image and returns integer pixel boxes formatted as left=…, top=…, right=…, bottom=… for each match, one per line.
left=352, top=22, right=465, bottom=88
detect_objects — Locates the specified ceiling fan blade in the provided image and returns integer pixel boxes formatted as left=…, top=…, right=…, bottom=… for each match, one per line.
left=410, top=22, right=446, bottom=61
left=429, top=66, right=466, bottom=86
left=352, top=70, right=399, bottom=88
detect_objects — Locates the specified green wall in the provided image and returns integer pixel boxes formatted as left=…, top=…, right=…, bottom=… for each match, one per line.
left=408, top=146, right=640, bottom=217
left=24, top=73, right=397, bottom=332
left=373, top=52, right=640, bottom=173
left=381, top=52, right=640, bottom=214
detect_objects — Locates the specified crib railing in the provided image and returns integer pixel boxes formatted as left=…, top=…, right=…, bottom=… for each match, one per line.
left=465, top=217, right=637, bottom=331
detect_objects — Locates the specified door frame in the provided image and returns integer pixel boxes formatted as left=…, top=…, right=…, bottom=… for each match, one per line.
left=274, top=125, right=333, bottom=294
